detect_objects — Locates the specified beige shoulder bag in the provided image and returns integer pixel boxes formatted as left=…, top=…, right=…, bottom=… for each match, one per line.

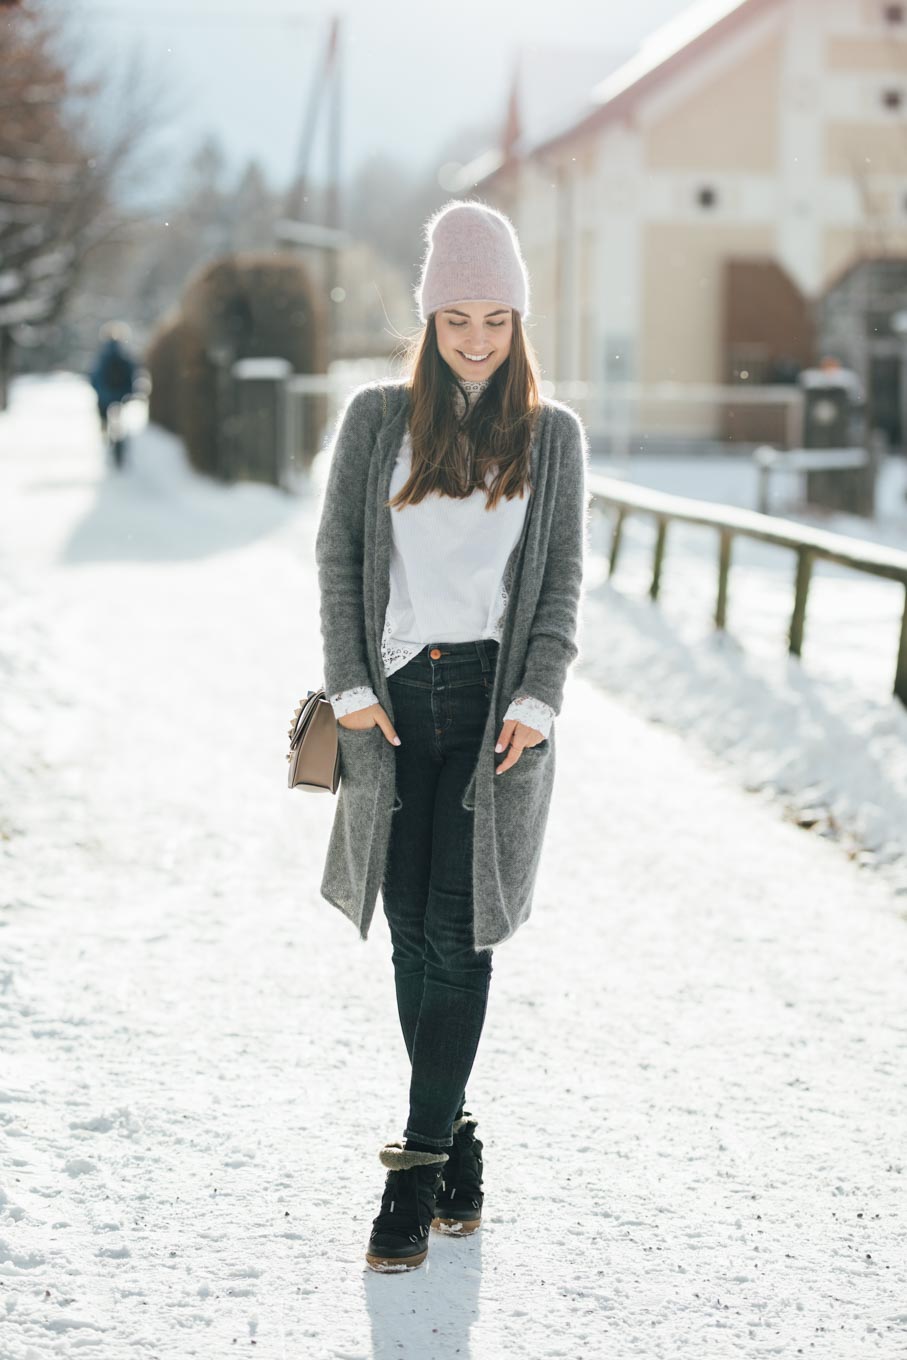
left=287, top=689, right=340, bottom=793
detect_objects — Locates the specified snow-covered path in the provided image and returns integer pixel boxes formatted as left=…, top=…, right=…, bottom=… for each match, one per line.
left=1, top=378, right=905, bottom=1360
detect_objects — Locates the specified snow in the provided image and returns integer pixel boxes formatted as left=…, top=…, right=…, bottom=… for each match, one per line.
left=1, top=374, right=906, bottom=1359
left=584, top=450, right=907, bottom=895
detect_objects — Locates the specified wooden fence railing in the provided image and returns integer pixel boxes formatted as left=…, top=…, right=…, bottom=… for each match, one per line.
left=588, top=473, right=907, bottom=706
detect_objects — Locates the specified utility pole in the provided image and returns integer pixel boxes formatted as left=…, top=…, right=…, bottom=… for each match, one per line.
left=281, top=14, right=345, bottom=363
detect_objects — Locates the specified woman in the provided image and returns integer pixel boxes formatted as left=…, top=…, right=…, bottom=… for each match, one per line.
left=314, top=200, right=589, bottom=1273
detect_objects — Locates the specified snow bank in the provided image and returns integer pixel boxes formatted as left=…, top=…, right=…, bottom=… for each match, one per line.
left=578, top=454, right=907, bottom=892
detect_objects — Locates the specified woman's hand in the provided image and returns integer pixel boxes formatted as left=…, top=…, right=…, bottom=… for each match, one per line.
left=494, top=719, right=544, bottom=773
left=337, top=703, right=401, bottom=746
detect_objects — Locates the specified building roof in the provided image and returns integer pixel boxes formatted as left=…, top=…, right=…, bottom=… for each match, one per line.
left=462, top=0, right=779, bottom=186
left=452, top=42, right=630, bottom=192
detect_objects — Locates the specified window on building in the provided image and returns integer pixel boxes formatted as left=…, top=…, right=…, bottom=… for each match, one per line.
left=696, top=185, right=718, bottom=209
left=882, top=88, right=904, bottom=110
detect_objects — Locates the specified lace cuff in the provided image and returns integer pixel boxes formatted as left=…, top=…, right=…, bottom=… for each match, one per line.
left=503, top=694, right=556, bottom=740
left=330, top=685, right=379, bottom=719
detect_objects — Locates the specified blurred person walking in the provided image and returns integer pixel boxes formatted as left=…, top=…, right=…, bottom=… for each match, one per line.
left=314, top=200, right=589, bottom=1273
left=88, top=322, right=138, bottom=468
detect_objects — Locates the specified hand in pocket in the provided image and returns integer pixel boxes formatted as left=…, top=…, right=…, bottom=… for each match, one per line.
left=338, top=703, right=401, bottom=746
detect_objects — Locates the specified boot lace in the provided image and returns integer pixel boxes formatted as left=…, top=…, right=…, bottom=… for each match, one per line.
left=371, top=1166, right=440, bottom=1242
left=439, top=1126, right=484, bottom=1207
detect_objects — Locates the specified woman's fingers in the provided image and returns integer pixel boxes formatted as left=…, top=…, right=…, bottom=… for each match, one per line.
left=338, top=703, right=401, bottom=745
left=376, top=710, right=402, bottom=746
left=495, top=719, right=526, bottom=774
left=494, top=718, right=516, bottom=755
left=338, top=702, right=381, bottom=731
left=494, top=719, right=544, bottom=773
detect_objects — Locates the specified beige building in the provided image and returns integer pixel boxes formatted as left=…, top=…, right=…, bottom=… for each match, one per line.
left=459, top=0, right=907, bottom=447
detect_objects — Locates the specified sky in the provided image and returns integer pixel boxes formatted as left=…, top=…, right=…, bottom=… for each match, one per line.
left=73, top=0, right=696, bottom=197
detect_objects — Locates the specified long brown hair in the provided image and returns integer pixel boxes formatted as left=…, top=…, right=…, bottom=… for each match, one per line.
left=388, top=311, right=543, bottom=512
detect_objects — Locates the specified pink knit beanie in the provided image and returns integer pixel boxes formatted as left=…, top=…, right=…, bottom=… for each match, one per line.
left=414, top=199, right=531, bottom=324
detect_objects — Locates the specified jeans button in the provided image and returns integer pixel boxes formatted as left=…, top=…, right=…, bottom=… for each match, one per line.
left=429, top=647, right=442, bottom=659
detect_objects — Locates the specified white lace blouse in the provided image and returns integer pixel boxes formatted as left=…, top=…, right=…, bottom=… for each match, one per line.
left=329, top=377, right=556, bottom=739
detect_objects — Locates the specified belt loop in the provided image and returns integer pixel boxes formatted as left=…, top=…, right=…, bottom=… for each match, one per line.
left=476, top=637, right=490, bottom=674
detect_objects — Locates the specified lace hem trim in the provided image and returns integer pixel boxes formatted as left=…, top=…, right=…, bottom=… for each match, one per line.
left=329, top=685, right=379, bottom=719
left=503, top=694, right=556, bottom=739
left=489, top=575, right=509, bottom=639
left=381, top=612, right=423, bottom=674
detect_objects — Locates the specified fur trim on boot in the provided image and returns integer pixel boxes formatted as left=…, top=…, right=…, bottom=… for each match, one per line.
left=365, top=1144, right=449, bottom=1273
left=378, top=1142, right=449, bottom=1171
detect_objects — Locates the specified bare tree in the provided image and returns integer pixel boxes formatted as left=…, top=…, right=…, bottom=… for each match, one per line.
left=0, top=0, right=176, bottom=405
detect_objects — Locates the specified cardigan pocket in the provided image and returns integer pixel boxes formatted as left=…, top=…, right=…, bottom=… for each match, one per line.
left=493, top=739, right=554, bottom=823
left=336, top=722, right=384, bottom=784
left=461, top=737, right=551, bottom=812
left=495, top=742, right=550, bottom=775
left=493, top=743, right=552, bottom=810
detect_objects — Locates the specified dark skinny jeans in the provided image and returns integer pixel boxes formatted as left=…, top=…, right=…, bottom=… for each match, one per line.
left=380, top=638, right=497, bottom=1150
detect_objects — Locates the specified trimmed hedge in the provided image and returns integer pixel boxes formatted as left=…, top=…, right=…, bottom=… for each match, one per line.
left=145, top=252, right=326, bottom=477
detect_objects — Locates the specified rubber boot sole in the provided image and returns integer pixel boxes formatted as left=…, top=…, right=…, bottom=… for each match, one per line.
left=365, top=1244, right=429, bottom=1272
left=431, top=1213, right=481, bottom=1236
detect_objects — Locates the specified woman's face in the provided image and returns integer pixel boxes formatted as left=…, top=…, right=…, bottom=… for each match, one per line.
left=434, top=300, right=513, bottom=382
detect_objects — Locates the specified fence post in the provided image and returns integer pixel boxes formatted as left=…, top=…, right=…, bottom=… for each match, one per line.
left=753, top=446, right=773, bottom=515
left=608, top=508, right=625, bottom=578
left=716, top=528, right=732, bottom=630
left=231, top=357, right=292, bottom=486
left=651, top=517, right=667, bottom=600
left=895, top=585, right=907, bottom=707
left=789, top=547, right=814, bottom=657
left=208, top=345, right=236, bottom=481
left=757, top=461, right=769, bottom=515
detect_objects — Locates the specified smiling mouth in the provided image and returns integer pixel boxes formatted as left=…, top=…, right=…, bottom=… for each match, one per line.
left=458, top=351, right=492, bottom=362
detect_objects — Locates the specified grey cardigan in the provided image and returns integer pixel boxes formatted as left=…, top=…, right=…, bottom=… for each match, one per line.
left=314, top=377, right=590, bottom=950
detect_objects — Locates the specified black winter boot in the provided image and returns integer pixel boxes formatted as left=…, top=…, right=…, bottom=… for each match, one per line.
left=365, top=1142, right=449, bottom=1272
left=431, top=1112, right=484, bottom=1236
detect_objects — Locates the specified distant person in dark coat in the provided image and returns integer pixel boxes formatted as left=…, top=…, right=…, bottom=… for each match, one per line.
left=89, top=322, right=137, bottom=431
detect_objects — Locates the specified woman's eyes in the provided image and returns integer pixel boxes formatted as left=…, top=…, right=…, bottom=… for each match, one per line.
left=449, top=320, right=506, bottom=328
